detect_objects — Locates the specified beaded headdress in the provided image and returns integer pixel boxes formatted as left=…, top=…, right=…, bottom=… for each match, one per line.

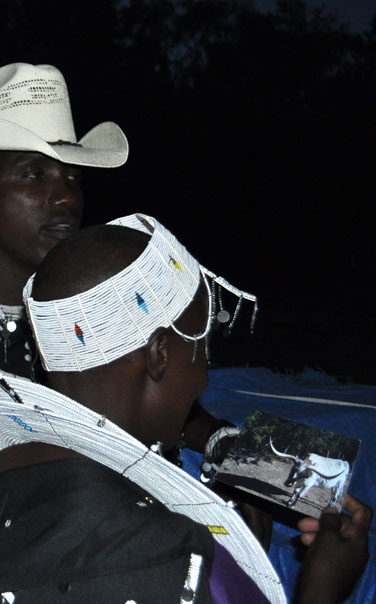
left=23, top=214, right=257, bottom=372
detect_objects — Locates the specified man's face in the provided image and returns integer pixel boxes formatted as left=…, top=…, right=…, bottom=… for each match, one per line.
left=0, top=151, right=84, bottom=273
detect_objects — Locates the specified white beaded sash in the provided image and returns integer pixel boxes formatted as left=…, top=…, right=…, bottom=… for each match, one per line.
left=0, top=372, right=285, bottom=604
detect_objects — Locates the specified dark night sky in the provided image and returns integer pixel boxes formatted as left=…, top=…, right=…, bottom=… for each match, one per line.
left=255, top=0, right=375, bottom=33
left=1, top=0, right=375, bottom=385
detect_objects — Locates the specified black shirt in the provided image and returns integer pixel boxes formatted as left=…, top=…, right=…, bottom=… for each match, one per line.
left=0, top=458, right=214, bottom=603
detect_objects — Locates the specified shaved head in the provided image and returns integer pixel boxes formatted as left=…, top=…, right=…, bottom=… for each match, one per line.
left=28, top=221, right=209, bottom=450
left=32, top=224, right=150, bottom=301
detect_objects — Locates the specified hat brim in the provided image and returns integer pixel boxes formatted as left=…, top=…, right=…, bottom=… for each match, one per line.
left=0, top=119, right=128, bottom=168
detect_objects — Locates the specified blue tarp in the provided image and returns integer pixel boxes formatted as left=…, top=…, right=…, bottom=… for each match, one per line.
left=182, top=367, right=376, bottom=604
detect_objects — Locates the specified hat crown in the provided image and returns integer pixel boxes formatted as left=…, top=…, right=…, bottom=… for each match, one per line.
left=0, top=62, right=77, bottom=142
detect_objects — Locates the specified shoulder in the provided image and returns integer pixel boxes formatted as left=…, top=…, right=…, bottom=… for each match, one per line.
left=0, top=459, right=214, bottom=604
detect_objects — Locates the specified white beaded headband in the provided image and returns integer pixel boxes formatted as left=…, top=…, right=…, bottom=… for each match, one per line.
left=0, top=371, right=285, bottom=604
left=23, top=214, right=257, bottom=372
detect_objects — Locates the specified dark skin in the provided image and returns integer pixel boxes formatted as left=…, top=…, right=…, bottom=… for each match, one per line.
left=0, top=316, right=371, bottom=603
left=297, top=494, right=372, bottom=604
left=0, top=150, right=83, bottom=304
left=0, top=154, right=227, bottom=457
left=0, top=225, right=371, bottom=602
left=0, top=151, right=229, bottom=470
left=0, top=285, right=210, bottom=470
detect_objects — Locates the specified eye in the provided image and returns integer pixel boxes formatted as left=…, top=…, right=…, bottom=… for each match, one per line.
left=66, top=169, right=83, bottom=182
left=24, top=169, right=44, bottom=180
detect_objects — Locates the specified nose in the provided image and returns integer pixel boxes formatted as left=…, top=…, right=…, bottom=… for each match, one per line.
left=47, top=177, right=83, bottom=211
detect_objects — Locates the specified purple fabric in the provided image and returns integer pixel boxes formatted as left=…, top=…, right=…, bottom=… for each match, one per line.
left=209, top=541, right=271, bottom=604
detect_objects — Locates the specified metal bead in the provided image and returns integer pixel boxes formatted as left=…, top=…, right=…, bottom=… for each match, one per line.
left=201, top=461, right=212, bottom=473
left=151, top=441, right=163, bottom=455
left=200, top=474, right=210, bottom=483
left=217, top=309, right=230, bottom=323
left=5, top=321, right=17, bottom=333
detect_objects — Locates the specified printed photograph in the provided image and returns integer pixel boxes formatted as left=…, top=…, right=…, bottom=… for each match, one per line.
left=216, top=409, right=360, bottom=517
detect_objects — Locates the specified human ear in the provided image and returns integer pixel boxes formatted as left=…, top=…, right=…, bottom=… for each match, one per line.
left=145, top=328, right=169, bottom=382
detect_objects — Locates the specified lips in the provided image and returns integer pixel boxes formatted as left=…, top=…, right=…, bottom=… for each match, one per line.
left=40, top=215, right=80, bottom=241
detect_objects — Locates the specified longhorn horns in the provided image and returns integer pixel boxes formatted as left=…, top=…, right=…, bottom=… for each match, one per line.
left=269, top=437, right=298, bottom=461
left=269, top=437, right=346, bottom=480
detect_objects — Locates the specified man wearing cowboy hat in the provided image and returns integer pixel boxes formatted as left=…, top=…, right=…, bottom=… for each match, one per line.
left=0, top=62, right=244, bottom=492
left=0, top=62, right=128, bottom=378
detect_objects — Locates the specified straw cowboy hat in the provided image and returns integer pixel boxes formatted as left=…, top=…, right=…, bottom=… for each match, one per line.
left=0, top=62, right=128, bottom=168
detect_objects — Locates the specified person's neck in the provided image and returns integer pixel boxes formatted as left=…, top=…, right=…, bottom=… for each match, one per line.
left=0, top=443, right=84, bottom=473
left=0, top=361, right=148, bottom=474
left=0, top=257, right=34, bottom=306
left=49, top=370, right=138, bottom=431
left=0, top=379, right=97, bottom=473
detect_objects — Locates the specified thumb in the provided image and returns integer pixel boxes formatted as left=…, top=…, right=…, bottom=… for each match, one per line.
left=320, top=507, right=341, bottom=532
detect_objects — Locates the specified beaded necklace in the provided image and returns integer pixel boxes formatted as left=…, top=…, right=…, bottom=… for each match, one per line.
left=0, top=305, right=33, bottom=374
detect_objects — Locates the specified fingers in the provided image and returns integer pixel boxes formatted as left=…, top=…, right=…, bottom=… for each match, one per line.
left=321, top=504, right=339, bottom=515
left=297, top=516, right=320, bottom=547
left=319, top=508, right=342, bottom=531
left=300, top=531, right=317, bottom=547
left=299, top=507, right=340, bottom=546
left=343, top=494, right=373, bottom=532
left=297, top=517, right=319, bottom=533
left=298, top=494, right=373, bottom=549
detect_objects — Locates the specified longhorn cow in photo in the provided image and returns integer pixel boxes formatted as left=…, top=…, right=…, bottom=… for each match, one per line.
left=269, top=438, right=350, bottom=508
